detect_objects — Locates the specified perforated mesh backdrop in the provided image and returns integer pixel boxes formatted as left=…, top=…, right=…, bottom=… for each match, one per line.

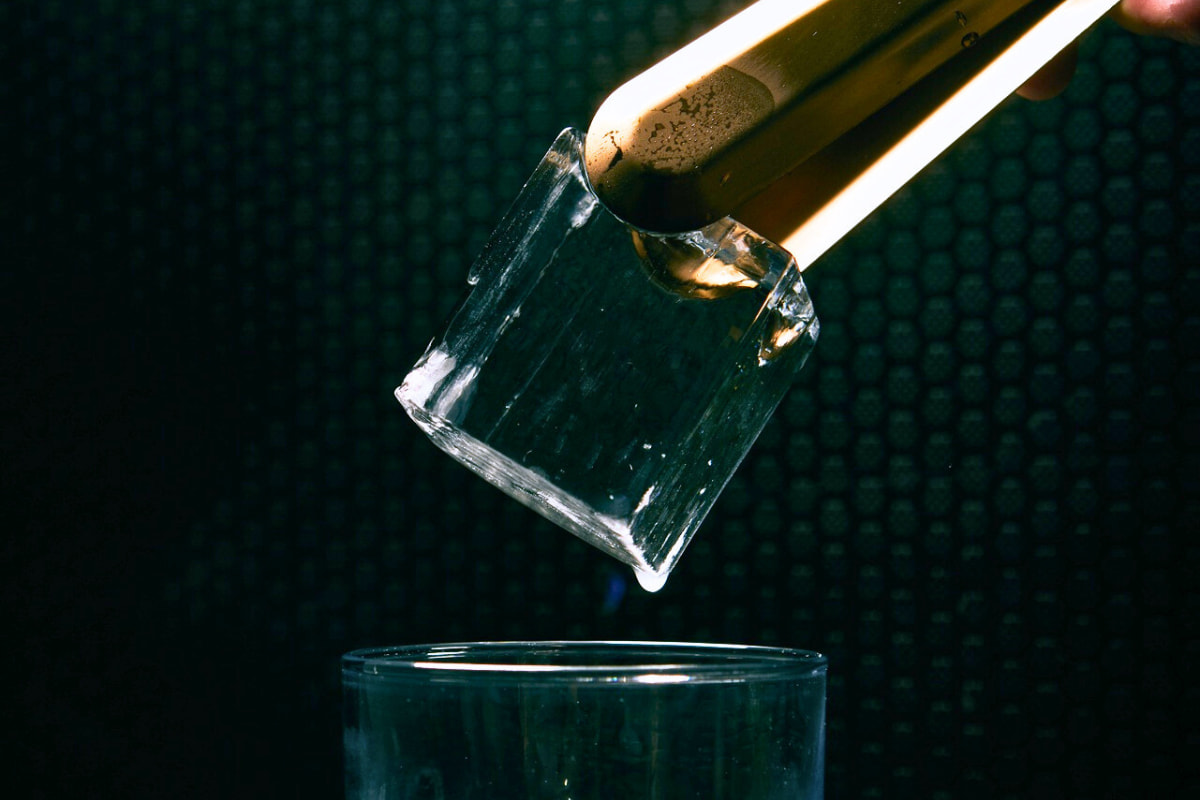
left=7, top=0, right=1198, bottom=797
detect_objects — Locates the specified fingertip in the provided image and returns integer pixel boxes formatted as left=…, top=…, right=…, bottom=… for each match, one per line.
left=1116, top=0, right=1200, bottom=44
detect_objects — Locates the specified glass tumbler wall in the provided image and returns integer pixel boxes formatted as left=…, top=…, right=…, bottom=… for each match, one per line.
left=343, top=642, right=827, bottom=799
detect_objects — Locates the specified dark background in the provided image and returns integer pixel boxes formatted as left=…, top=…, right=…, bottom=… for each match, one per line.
left=8, top=1, right=1198, bottom=797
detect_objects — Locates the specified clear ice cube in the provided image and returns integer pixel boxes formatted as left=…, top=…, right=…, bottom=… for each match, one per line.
left=397, top=128, right=818, bottom=588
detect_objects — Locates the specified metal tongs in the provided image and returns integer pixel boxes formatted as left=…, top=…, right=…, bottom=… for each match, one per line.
left=396, top=0, right=1126, bottom=587
left=585, top=0, right=1121, bottom=265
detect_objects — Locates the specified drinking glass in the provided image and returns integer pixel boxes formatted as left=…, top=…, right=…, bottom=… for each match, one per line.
left=343, top=641, right=826, bottom=799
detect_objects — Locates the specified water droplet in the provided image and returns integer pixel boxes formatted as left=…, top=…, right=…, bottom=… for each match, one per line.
left=962, top=31, right=980, bottom=48
left=634, top=569, right=668, bottom=593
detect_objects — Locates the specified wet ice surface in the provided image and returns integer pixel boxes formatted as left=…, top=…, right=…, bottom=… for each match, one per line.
left=397, top=129, right=818, bottom=589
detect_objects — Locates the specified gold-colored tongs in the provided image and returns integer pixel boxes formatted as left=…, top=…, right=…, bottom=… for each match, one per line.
left=585, top=0, right=1121, bottom=269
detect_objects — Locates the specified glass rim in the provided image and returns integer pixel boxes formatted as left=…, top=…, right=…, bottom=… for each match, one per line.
left=342, top=641, right=826, bottom=686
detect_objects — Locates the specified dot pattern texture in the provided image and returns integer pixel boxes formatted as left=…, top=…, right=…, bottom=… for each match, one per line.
left=8, top=2, right=1199, bottom=799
